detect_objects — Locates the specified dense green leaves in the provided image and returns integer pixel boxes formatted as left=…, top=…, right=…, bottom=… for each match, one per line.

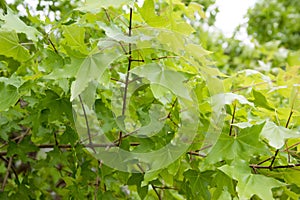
left=1, top=0, right=300, bottom=199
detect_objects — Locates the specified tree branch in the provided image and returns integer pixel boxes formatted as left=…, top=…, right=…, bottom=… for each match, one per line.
left=118, top=7, right=133, bottom=146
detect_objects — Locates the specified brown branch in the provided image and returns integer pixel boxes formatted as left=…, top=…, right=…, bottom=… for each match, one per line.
left=152, top=184, right=162, bottom=200
left=187, top=151, right=206, bottom=157
left=229, top=103, right=236, bottom=136
left=256, top=157, right=273, bottom=165
left=48, top=38, right=58, bottom=54
left=78, top=95, right=96, bottom=153
left=285, top=141, right=300, bottom=150
left=0, top=156, right=19, bottom=186
left=152, top=186, right=177, bottom=190
left=159, top=98, right=178, bottom=121
left=250, top=163, right=300, bottom=170
left=151, top=56, right=178, bottom=61
left=1, top=157, right=13, bottom=191
left=0, top=128, right=30, bottom=149
left=0, top=142, right=143, bottom=156
left=118, top=8, right=133, bottom=146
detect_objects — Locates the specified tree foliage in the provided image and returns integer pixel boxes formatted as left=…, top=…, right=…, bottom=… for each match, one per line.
left=0, top=0, right=300, bottom=199
left=247, top=0, right=300, bottom=50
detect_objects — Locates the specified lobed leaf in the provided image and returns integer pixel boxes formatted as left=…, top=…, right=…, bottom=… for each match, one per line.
left=0, top=31, right=30, bottom=62
left=70, top=52, right=121, bottom=101
left=219, top=161, right=285, bottom=200
left=0, top=8, right=41, bottom=42
left=261, top=120, right=300, bottom=149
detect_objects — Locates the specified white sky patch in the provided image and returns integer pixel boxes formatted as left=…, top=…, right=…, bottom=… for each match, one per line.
left=215, top=0, right=257, bottom=37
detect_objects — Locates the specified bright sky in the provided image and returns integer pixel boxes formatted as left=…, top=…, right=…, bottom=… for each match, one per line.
left=215, top=0, right=258, bottom=37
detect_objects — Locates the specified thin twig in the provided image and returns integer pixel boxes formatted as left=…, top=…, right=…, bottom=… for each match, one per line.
left=78, top=95, right=95, bottom=153
left=187, top=151, right=206, bottom=157
left=152, top=185, right=162, bottom=200
left=269, top=110, right=293, bottom=169
left=118, top=8, right=133, bottom=146
left=48, top=38, right=58, bottom=54
left=256, top=157, right=273, bottom=165
left=229, top=103, right=236, bottom=136
left=0, top=156, right=19, bottom=185
left=0, top=128, right=30, bottom=149
left=0, top=142, right=144, bottom=156
left=1, top=157, right=13, bottom=191
left=152, top=56, right=178, bottom=61
left=250, top=163, right=300, bottom=169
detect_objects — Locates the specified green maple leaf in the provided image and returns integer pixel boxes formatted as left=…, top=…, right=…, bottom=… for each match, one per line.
left=0, top=8, right=41, bottom=41
left=138, top=0, right=169, bottom=28
left=261, top=120, right=300, bottom=149
left=211, top=92, right=254, bottom=112
left=131, top=63, right=191, bottom=100
left=251, top=89, right=274, bottom=110
left=183, top=170, right=212, bottom=200
left=219, top=160, right=285, bottom=200
left=0, top=31, right=30, bottom=62
left=97, top=22, right=139, bottom=43
left=70, top=51, right=121, bottom=101
left=0, top=82, right=20, bottom=111
left=62, top=24, right=89, bottom=55
left=205, top=122, right=268, bottom=164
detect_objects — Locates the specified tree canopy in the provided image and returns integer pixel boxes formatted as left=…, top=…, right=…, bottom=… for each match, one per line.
left=0, top=0, right=300, bottom=199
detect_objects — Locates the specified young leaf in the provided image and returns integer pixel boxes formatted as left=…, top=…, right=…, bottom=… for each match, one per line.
left=261, top=120, right=300, bottom=149
left=219, top=160, right=285, bottom=200
left=70, top=51, right=121, bottom=101
left=97, top=22, right=138, bottom=43
left=138, top=0, right=169, bottom=28
left=211, top=92, right=254, bottom=112
left=183, top=170, right=212, bottom=200
left=0, top=82, right=20, bottom=111
left=251, top=89, right=274, bottom=110
left=62, top=24, right=89, bottom=55
left=0, top=8, right=41, bottom=42
left=0, top=31, right=30, bottom=62
left=205, top=123, right=267, bottom=164
left=131, top=63, right=191, bottom=100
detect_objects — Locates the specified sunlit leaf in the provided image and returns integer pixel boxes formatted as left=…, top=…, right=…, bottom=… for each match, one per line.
left=211, top=92, right=254, bottom=112
left=205, top=123, right=267, bottom=164
left=62, top=24, right=89, bottom=55
left=0, top=8, right=41, bottom=41
left=0, top=82, right=20, bottom=111
left=219, top=160, right=285, bottom=200
left=0, top=31, right=30, bottom=62
left=131, top=63, right=191, bottom=100
left=71, top=52, right=121, bottom=100
left=261, top=120, right=300, bottom=149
